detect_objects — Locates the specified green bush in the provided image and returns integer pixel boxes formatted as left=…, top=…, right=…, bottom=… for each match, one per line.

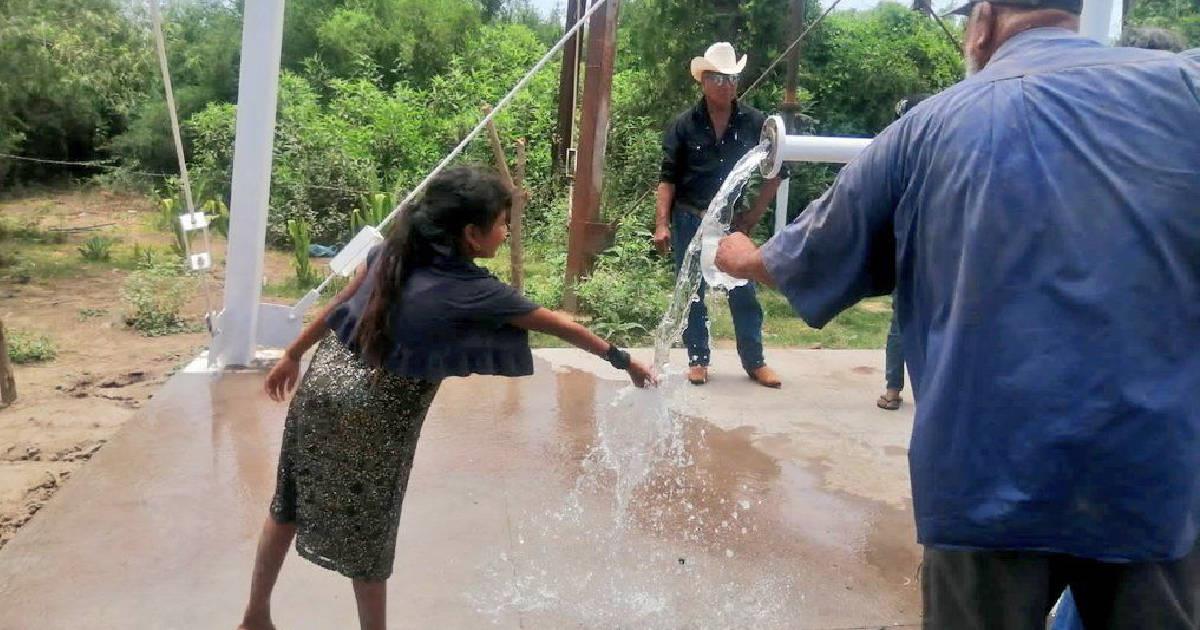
left=575, top=214, right=673, bottom=345
left=78, top=235, right=116, bottom=261
left=287, top=217, right=316, bottom=288
left=6, top=330, right=57, bottom=364
left=130, top=243, right=173, bottom=270
left=202, top=198, right=230, bottom=238
left=121, top=264, right=194, bottom=336
left=155, top=197, right=189, bottom=256
left=351, top=192, right=392, bottom=234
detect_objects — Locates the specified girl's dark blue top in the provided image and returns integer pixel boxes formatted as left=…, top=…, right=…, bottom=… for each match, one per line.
left=326, top=247, right=539, bottom=380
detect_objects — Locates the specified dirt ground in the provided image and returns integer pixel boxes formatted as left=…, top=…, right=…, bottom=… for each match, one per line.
left=0, top=188, right=297, bottom=549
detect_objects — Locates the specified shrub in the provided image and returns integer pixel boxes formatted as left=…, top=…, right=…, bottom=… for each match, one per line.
left=287, top=218, right=316, bottom=288
left=351, top=192, right=392, bottom=234
left=202, top=198, right=230, bottom=238
left=121, top=264, right=194, bottom=336
left=575, top=214, right=673, bottom=345
left=129, top=243, right=169, bottom=270
left=6, top=330, right=57, bottom=364
left=78, top=235, right=116, bottom=261
left=156, top=197, right=188, bottom=256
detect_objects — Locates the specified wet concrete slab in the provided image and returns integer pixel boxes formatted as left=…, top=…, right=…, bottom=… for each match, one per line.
left=0, top=348, right=920, bottom=629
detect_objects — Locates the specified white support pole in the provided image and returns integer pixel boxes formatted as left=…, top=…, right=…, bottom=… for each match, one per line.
left=773, top=178, right=791, bottom=236
left=1080, top=0, right=1118, bottom=44
left=211, top=0, right=286, bottom=367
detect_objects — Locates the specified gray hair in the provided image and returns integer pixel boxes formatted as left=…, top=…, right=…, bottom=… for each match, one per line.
left=1119, top=27, right=1187, bottom=52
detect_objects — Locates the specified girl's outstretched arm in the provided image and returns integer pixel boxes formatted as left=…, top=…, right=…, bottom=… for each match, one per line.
left=510, top=308, right=658, bottom=387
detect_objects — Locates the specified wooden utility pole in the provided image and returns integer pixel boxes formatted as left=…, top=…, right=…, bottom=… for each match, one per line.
left=563, top=0, right=620, bottom=312
left=781, top=0, right=809, bottom=124
left=0, top=318, right=16, bottom=407
left=553, top=0, right=585, bottom=175
left=482, top=106, right=528, bottom=292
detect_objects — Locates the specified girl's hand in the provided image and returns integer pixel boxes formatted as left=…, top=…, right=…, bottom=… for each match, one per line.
left=265, top=356, right=301, bottom=402
left=627, top=359, right=658, bottom=388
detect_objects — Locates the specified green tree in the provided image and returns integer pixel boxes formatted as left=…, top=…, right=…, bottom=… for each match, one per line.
left=801, top=3, right=963, bottom=135
left=314, top=0, right=483, bottom=88
left=1127, top=0, right=1200, bottom=47
left=109, top=0, right=243, bottom=173
left=0, top=0, right=152, bottom=182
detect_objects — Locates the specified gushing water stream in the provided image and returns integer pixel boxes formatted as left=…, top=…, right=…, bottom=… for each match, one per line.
left=472, top=143, right=788, bottom=628
left=653, top=143, right=770, bottom=370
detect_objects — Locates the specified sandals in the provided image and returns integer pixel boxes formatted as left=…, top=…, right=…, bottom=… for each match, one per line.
left=877, top=392, right=903, bottom=410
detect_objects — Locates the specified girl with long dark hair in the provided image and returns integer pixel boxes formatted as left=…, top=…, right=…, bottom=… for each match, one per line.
left=237, top=166, right=655, bottom=630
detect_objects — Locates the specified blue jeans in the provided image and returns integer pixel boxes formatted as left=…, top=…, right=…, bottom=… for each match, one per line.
left=1051, top=589, right=1083, bottom=630
left=671, top=210, right=764, bottom=370
left=885, top=300, right=904, bottom=391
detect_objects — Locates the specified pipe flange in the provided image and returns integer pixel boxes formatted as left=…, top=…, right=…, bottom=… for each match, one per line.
left=760, top=114, right=787, bottom=179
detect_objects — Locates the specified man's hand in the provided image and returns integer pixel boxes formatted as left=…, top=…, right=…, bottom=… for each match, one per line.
left=715, top=232, right=774, bottom=286
left=653, top=224, right=671, bottom=255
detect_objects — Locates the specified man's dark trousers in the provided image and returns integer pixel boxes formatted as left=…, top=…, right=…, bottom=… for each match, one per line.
left=922, top=541, right=1200, bottom=629
left=670, top=209, right=764, bottom=370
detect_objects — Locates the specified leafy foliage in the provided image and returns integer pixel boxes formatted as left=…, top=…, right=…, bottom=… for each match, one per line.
left=287, top=218, right=317, bottom=288
left=121, top=263, right=194, bottom=336
left=1127, top=0, right=1200, bottom=47
left=575, top=214, right=673, bottom=344
left=802, top=4, right=963, bottom=135
left=0, top=0, right=152, bottom=184
left=7, top=330, right=58, bottom=364
left=352, top=193, right=393, bottom=234
left=79, top=235, right=117, bottom=261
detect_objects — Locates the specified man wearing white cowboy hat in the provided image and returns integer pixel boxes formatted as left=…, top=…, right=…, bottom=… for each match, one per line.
left=655, top=41, right=783, bottom=388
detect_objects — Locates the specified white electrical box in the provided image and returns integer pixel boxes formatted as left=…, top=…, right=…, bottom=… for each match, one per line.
left=179, top=212, right=209, bottom=231
left=189, top=252, right=212, bottom=271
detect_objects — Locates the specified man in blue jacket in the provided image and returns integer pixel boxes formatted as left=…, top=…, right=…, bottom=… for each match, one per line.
left=716, top=0, right=1200, bottom=626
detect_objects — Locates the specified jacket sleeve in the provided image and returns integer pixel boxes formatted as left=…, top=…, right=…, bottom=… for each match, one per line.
left=758, top=121, right=908, bottom=328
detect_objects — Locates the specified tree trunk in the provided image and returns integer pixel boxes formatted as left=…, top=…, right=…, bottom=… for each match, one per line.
left=0, top=318, right=16, bottom=407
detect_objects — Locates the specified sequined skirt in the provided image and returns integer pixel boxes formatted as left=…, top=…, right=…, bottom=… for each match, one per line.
left=270, top=336, right=441, bottom=581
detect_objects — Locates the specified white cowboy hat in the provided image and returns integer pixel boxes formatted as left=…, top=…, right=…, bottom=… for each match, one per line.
left=690, top=42, right=748, bottom=83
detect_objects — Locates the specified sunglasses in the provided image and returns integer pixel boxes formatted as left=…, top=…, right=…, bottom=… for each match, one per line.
left=704, top=73, right=740, bottom=87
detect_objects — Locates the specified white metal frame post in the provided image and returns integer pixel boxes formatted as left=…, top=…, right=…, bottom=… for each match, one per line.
left=211, top=0, right=286, bottom=367
left=1080, top=0, right=1119, bottom=43
left=773, top=180, right=790, bottom=235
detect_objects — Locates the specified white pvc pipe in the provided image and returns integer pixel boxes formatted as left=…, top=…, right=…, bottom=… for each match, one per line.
left=212, top=0, right=285, bottom=368
left=779, top=136, right=872, bottom=164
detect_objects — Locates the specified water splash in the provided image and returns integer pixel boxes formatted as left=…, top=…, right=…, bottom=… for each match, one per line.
left=586, top=141, right=769, bottom=520
left=653, top=143, right=769, bottom=371
left=470, top=142, right=785, bottom=627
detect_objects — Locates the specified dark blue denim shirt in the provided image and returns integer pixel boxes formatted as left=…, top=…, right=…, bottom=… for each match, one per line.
left=762, top=28, right=1200, bottom=561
